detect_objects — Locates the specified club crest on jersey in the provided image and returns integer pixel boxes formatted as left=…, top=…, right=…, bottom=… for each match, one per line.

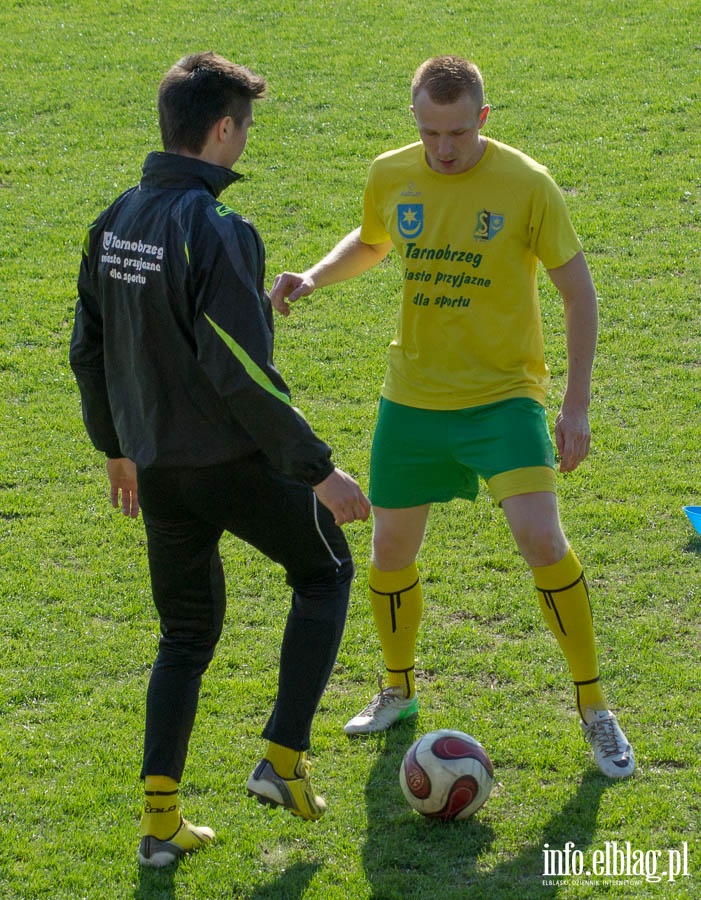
left=474, top=210, right=504, bottom=241
left=398, top=204, right=424, bottom=238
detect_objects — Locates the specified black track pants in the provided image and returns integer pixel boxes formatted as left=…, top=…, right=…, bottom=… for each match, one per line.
left=137, top=454, right=354, bottom=781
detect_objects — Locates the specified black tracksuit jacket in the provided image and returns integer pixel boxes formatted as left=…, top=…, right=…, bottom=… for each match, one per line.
left=70, top=152, right=334, bottom=486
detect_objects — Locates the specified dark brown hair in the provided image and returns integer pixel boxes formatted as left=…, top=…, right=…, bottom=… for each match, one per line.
left=158, top=52, right=267, bottom=153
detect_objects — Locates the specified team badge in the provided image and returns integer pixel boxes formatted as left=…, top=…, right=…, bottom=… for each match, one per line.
left=398, top=204, right=424, bottom=238
left=474, top=210, right=504, bottom=241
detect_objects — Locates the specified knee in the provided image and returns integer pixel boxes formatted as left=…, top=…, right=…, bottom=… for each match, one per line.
left=517, top=526, right=570, bottom=568
left=291, top=566, right=353, bottom=623
left=156, top=623, right=222, bottom=677
left=159, top=604, right=225, bottom=663
left=372, top=531, right=415, bottom=571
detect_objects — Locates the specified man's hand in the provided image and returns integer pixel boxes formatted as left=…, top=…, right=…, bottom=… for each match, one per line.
left=313, top=467, right=371, bottom=526
left=555, top=403, right=591, bottom=473
left=106, top=457, right=140, bottom=518
left=269, top=271, right=316, bottom=316
left=270, top=230, right=393, bottom=316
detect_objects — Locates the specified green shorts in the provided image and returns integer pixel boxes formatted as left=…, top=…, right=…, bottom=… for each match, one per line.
left=369, top=397, right=557, bottom=508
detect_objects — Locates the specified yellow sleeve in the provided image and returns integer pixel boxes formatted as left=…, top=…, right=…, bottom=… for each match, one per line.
left=529, top=169, right=582, bottom=269
left=359, top=162, right=392, bottom=245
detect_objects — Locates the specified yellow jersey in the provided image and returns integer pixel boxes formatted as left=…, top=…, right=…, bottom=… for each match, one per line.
left=360, top=138, right=582, bottom=409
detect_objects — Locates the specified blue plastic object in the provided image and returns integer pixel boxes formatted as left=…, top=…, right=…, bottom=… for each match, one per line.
left=683, top=506, right=701, bottom=535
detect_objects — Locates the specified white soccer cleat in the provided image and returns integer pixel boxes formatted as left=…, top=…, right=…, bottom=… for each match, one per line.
left=581, top=709, right=635, bottom=778
left=344, top=678, right=419, bottom=735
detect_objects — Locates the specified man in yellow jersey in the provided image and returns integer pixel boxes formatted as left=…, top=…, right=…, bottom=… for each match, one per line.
left=270, top=56, right=634, bottom=778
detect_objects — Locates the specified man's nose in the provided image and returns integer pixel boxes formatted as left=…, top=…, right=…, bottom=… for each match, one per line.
left=437, top=135, right=453, bottom=157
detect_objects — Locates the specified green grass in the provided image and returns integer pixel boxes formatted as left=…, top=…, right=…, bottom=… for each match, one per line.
left=1, top=0, right=699, bottom=897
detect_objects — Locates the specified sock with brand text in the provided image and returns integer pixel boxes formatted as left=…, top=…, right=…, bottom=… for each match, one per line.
left=141, top=775, right=181, bottom=840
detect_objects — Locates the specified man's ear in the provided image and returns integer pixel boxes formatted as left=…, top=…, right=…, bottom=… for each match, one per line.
left=216, top=115, right=235, bottom=142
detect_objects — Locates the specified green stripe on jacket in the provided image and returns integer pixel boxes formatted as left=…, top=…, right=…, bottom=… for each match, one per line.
left=204, top=313, right=291, bottom=406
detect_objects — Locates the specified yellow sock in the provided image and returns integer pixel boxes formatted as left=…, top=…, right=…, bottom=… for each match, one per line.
left=532, top=547, right=608, bottom=720
left=264, top=741, right=302, bottom=780
left=369, top=562, right=423, bottom=698
left=141, top=775, right=180, bottom=839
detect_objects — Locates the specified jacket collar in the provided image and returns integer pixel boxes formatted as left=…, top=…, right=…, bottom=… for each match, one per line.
left=140, top=151, right=242, bottom=198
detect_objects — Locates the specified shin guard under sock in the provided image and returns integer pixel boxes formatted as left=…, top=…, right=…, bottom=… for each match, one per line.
left=532, top=548, right=608, bottom=719
left=369, top=562, right=423, bottom=698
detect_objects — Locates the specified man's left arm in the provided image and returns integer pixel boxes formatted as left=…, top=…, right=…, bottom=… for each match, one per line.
left=194, top=216, right=338, bottom=486
left=546, top=250, right=598, bottom=473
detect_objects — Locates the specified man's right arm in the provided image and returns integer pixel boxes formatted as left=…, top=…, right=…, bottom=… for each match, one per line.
left=313, top=467, right=371, bottom=526
left=70, top=229, right=124, bottom=461
left=270, top=227, right=393, bottom=315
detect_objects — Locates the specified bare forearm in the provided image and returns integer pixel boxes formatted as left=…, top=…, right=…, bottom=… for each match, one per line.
left=564, top=295, right=597, bottom=406
left=270, top=228, right=392, bottom=314
left=306, top=228, right=392, bottom=289
left=548, top=251, right=598, bottom=472
left=548, top=251, right=598, bottom=408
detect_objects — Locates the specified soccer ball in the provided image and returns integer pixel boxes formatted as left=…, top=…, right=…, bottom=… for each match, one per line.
left=399, top=729, right=494, bottom=820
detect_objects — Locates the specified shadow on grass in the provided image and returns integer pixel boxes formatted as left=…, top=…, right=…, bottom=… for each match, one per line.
left=481, top=769, right=612, bottom=898
left=360, top=719, right=495, bottom=900
left=361, top=722, right=615, bottom=900
left=133, top=847, right=319, bottom=900
left=134, top=836, right=321, bottom=900
left=683, top=535, right=701, bottom=556
left=248, top=861, right=321, bottom=898
left=134, top=859, right=179, bottom=900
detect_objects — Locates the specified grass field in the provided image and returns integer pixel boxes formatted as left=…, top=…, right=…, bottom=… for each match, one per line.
left=1, top=0, right=699, bottom=897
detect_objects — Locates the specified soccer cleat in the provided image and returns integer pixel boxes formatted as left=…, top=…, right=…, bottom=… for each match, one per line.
left=247, top=756, right=327, bottom=821
left=343, top=677, right=419, bottom=735
left=138, top=817, right=215, bottom=868
left=581, top=709, right=635, bottom=779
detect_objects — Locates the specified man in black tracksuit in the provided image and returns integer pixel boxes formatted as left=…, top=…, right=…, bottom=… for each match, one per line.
left=70, top=52, right=370, bottom=868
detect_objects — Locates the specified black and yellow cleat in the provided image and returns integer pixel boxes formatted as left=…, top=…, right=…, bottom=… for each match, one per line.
left=247, top=757, right=327, bottom=821
left=138, top=816, right=215, bottom=868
